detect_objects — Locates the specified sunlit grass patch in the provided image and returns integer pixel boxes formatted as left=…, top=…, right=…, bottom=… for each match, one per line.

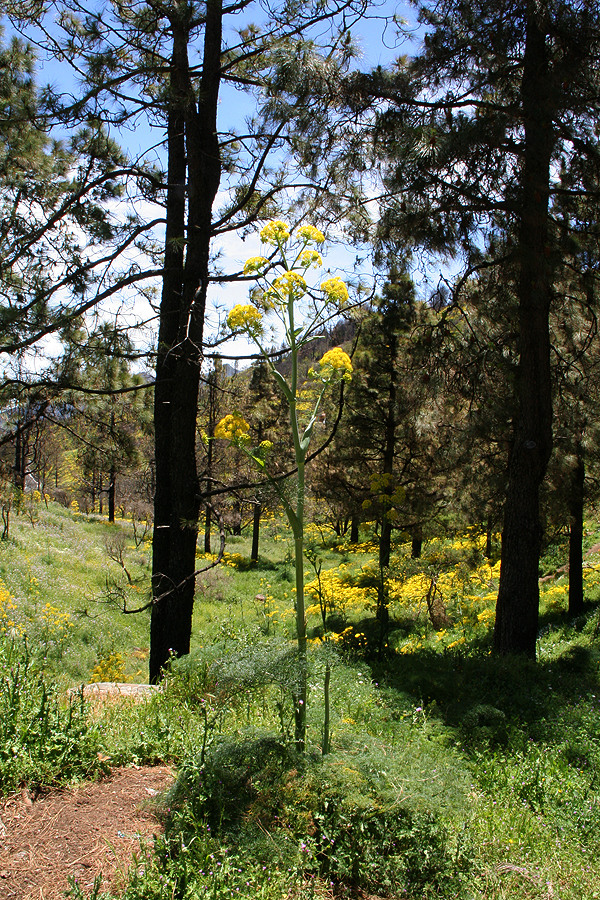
left=0, top=502, right=151, bottom=685
left=2, top=502, right=600, bottom=899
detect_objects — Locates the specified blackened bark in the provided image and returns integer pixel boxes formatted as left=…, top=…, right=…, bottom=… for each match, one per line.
left=350, top=512, right=359, bottom=544
left=251, top=500, right=261, bottom=562
left=376, top=327, right=398, bottom=631
left=204, top=503, right=212, bottom=554
left=204, top=364, right=220, bottom=554
left=377, top=325, right=397, bottom=594
left=108, top=464, right=116, bottom=523
left=13, top=418, right=28, bottom=491
left=494, top=9, right=555, bottom=658
left=379, top=521, right=392, bottom=571
left=150, top=0, right=222, bottom=683
left=568, top=442, right=585, bottom=617
left=411, top=524, right=422, bottom=559
left=108, top=410, right=116, bottom=523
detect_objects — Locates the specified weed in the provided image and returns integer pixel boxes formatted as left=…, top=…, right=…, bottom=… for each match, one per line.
left=5, top=502, right=600, bottom=899
left=0, top=637, right=105, bottom=791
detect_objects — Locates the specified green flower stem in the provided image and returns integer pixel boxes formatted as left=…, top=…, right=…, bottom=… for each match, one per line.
left=293, top=446, right=307, bottom=746
left=287, top=285, right=308, bottom=752
left=222, top=221, right=352, bottom=754
left=237, top=283, right=309, bottom=751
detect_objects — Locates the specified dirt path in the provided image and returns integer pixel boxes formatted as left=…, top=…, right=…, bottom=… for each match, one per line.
left=0, top=766, right=174, bottom=900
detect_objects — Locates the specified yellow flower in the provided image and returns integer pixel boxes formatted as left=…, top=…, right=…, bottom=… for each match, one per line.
left=214, top=413, right=251, bottom=443
left=254, top=440, right=273, bottom=463
left=321, top=276, right=349, bottom=306
left=272, top=271, right=307, bottom=299
left=318, top=347, right=353, bottom=381
left=260, top=220, right=290, bottom=244
left=299, top=249, right=323, bottom=268
left=297, top=224, right=325, bottom=244
left=243, top=256, right=269, bottom=275
left=227, top=304, right=263, bottom=335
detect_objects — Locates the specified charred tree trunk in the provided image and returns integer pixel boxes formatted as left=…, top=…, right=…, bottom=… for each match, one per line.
left=108, top=411, right=116, bottom=523
left=377, top=329, right=398, bottom=626
left=13, top=418, right=28, bottom=492
left=250, top=500, right=261, bottom=562
left=568, top=441, right=585, bottom=617
left=350, top=512, right=359, bottom=544
left=204, top=426, right=213, bottom=554
left=150, top=0, right=222, bottom=683
left=108, top=463, right=116, bottom=523
left=494, top=10, right=555, bottom=658
left=204, top=364, right=218, bottom=554
left=411, top=524, right=422, bottom=559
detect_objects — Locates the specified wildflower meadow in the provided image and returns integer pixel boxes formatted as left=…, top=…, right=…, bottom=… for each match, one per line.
left=0, top=492, right=600, bottom=899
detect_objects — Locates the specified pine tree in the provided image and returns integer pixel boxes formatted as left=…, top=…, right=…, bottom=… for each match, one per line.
left=348, top=0, right=600, bottom=657
left=342, top=270, right=445, bottom=623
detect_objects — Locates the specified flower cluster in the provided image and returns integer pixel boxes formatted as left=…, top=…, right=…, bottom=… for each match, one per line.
left=41, top=602, right=74, bottom=635
left=0, top=579, right=21, bottom=635
left=233, top=222, right=350, bottom=329
left=260, top=220, right=290, bottom=244
left=309, top=347, right=353, bottom=384
left=227, top=304, right=263, bottom=336
left=321, top=276, right=349, bottom=306
left=214, top=413, right=251, bottom=443
left=255, top=440, right=273, bottom=461
left=272, top=270, right=307, bottom=300
left=243, top=256, right=268, bottom=275
left=298, top=249, right=323, bottom=268
left=297, top=224, right=325, bottom=244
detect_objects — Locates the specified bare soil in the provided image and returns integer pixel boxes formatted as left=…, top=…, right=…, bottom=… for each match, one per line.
left=0, top=765, right=174, bottom=900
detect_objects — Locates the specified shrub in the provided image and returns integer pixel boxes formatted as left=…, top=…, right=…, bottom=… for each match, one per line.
left=161, top=734, right=469, bottom=898
left=0, top=637, right=105, bottom=792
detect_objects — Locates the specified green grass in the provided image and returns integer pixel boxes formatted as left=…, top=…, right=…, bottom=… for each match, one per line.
left=2, top=501, right=600, bottom=898
left=0, top=503, right=151, bottom=684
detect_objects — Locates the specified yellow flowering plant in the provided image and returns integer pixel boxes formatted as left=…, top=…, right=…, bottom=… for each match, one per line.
left=214, top=412, right=251, bottom=445
left=309, top=347, right=353, bottom=384
left=226, top=304, right=264, bottom=338
left=321, top=276, right=349, bottom=306
left=259, top=219, right=291, bottom=244
left=242, top=256, right=269, bottom=275
left=217, top=220, right=354, bottom=753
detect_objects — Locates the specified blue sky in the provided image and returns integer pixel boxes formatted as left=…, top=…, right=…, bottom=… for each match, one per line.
left=2, top=2, right=424, bottom=369
left=208, top=2, right=422, bottom=359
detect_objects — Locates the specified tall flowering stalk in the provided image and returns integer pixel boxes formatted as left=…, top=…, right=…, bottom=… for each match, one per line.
left=216, top=220, right=352, bottom=752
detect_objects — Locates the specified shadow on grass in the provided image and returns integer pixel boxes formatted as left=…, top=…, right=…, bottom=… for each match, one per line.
left=225, top=555, right=286, bottom=573
left=363, top=601, right=600, bottom=744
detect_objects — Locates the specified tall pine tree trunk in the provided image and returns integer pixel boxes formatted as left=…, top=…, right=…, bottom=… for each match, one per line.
left=108, top=463, right=116, bottom=523
left=150, top=0, right=222, bottom=683
left=568, top=440, right=585, bottom=617
left=411, top=524, right=422, bottom=559
left=494, top=8, right=555, bottom=657
left=108, top=411, right=116, bottom=523
left=377, top=328, right=398, bottom=625
left=251, top=500, right=261, bottom=563
left=13, top=416, right=28, bottom=492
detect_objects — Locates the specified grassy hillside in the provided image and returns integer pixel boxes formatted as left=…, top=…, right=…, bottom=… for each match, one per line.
left=1, top=501, right=600, bottom=898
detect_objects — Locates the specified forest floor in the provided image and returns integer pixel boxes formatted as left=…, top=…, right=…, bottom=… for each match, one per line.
left=0, top=765, right=173, bottom=900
